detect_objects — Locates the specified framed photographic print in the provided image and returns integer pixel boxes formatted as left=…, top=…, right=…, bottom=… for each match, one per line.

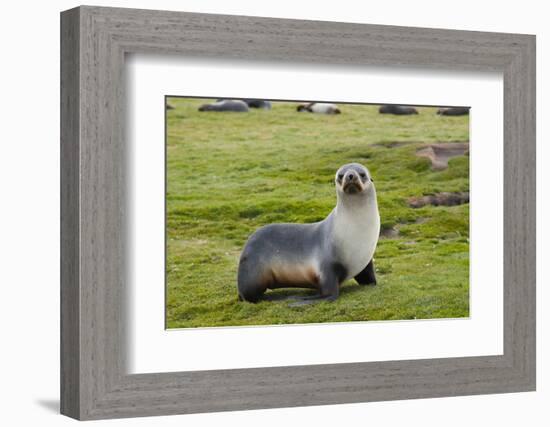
left=60, top=5, right=536, bottom=420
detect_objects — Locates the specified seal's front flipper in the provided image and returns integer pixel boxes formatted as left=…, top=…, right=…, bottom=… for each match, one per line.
left=355, top=259, right=377, bottom=285
left=288, top=270, right=339, bottom=307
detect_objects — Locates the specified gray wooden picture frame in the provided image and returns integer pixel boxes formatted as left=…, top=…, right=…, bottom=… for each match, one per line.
left=60, top=5, right=536, bottom=421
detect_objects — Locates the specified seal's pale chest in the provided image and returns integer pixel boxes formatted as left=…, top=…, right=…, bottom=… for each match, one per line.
left=332, top=205, right=380, bottom=280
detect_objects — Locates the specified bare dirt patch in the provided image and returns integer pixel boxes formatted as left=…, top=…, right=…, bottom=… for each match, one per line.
left=408, top=192, right=469, bottom=208
left=380, top=227, right=400, bottom=239
left=416, top=142, right=469, bottom=170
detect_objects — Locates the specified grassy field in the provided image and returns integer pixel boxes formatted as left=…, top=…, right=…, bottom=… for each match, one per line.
left=166, top=98, right=470, bottom=328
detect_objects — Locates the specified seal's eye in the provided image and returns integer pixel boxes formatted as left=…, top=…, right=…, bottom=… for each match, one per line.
left=360, top=172, right=367, bottom=179
left=337, top=174, right=344, bottom=181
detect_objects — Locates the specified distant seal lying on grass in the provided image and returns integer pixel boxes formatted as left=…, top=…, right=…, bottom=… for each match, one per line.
left=378, top=105, right=418, bottom=115
left=437, top=107, right=470, bottom=116
left=296, top=102, right=341, bottom=114
left=216, top=99, right=272, bottom=109
left=243, top=99, right=272, bottom=109
left=198, top=100, right=249, bottom=112
left=237, top=163, right=380, bottom=304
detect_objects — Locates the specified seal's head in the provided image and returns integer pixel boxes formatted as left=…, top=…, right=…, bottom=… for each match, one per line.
left=335, top=163, right=374, bottom=196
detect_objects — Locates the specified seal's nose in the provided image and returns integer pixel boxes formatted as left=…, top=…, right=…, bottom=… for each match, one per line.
left=347, top=173, right=355, bottom=181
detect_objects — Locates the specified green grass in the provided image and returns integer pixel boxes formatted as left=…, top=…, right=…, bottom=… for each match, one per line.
left=166, top=98, right=470, bottom=328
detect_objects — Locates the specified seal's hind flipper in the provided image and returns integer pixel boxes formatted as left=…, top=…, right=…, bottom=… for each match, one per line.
left=354, top=259, right=377, bottom=285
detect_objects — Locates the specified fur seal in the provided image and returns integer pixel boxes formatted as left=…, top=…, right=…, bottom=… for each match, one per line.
left=216, top=99, right=272, bottom=109
left=378, top=105, right=418, bottom=115
left=198, top=100, right=249, bottom=112
left=437, top=107, right=470, bottom=116
left=297, top=102, right=341, bottom=114
left=243, top=99, right=272, bottom=109
left=237, top=163, right=380, bottom=304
